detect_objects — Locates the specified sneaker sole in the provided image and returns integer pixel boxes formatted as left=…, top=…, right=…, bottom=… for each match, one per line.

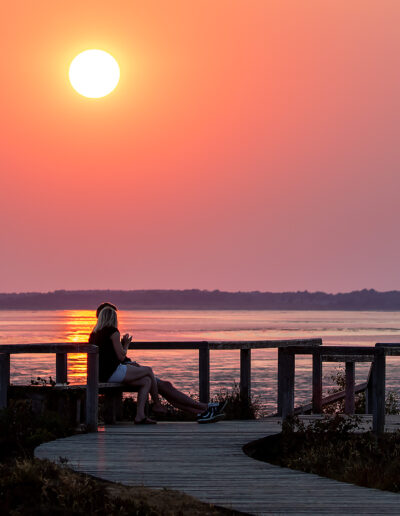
left=197, top=413, right=225, bottom=424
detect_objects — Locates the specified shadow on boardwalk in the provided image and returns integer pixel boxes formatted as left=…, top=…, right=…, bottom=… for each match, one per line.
left=36, top=418, right=400, bottom=515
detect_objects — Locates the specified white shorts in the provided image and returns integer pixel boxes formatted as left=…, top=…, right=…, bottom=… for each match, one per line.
left=108, top=364, right=127, bottom=383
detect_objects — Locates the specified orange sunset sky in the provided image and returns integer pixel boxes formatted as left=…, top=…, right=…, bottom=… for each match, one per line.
left=1, top=1, right=400, bottom=293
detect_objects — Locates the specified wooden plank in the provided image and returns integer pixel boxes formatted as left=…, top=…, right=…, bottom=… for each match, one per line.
left=287, top=381, right=368, bottom=416
left=278, top=349, right=295, bottom=419
left=99, top=383, right=124, bottom=389
left=56, top=352, right=68, bottom=384
left=375, top=343, right=400, bottom=356
left=35, top=419, right=400, bottom=516
left=322, top=355, right=374, bottom=362
left=373, top=350, right=386, bottom=434
left=240, top=348, right=251, bottom=402
left=104, top=392, right=118, bottom=424
left=86, top=352, right=99, bottom=432
left=345, top=362, right=355, bottom=414
left=0, top=353, right=10, bottom=409
left=128, top=339, right=322, bottom=350
left=130, top=342, right=206, bottom=350
left=286, top=345, right=376, bottom=356
left=312, top=350, right=322, bottom=413
left=0, top=343, right=98, bottom=354
left=209, top=338, right=322, bottom=350
left=199, top=345, right=210, bottom=403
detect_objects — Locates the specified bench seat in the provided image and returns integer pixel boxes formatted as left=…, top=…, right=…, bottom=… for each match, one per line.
left=99, top=382, right=140, bottom=391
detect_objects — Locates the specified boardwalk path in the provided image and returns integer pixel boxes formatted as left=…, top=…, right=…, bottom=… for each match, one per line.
left=36, top=417, right=400, bottom=515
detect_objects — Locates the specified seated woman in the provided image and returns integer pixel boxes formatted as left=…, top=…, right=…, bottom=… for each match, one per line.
left=91, top=303, right=226, bottom=424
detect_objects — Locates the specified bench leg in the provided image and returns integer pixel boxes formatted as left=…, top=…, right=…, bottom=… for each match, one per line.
left=115, top=393, right=123, bottom=421
left=104, top=393, right=118, bottom=424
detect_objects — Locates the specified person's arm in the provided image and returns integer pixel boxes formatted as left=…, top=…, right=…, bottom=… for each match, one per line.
left=111, top=331, right=128, bottom=362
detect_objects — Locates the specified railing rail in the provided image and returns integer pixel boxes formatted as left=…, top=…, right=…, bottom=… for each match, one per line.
left=128, top=339, right=322, bottom=402
left=1, top=339, right=399, bottom=434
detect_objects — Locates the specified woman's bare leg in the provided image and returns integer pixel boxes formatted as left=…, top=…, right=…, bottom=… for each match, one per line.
left=157, top=379, right=208, bottom=414
left=123, top=375, right=152, bottom=422
left=141, top=367, right=168, bottom=413
left=124, top=365, right=166, bottom=413
left=123, top=365, right=155, bottom=383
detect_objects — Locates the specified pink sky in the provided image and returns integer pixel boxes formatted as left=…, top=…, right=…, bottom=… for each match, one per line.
left=1, top=1, right=400, bottom=293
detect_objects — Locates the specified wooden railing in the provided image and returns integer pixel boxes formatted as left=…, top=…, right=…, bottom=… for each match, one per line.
left=279, top=344, right=400, bottom=434
left=0, top=343, right=99, bottom=431
left=0, top=339, right=321, bottom=432
left=131, top=339, right=322, bottom=403
left=1, top=339, right=398, bottom=434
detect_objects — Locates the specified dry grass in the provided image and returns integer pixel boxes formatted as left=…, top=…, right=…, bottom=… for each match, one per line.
left=0, top=458, right=239, bottom=515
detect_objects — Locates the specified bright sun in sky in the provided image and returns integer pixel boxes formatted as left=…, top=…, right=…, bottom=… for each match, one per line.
left=68, top=49, right=120, bottom=98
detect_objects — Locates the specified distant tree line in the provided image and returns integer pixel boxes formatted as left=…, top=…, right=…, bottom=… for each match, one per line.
left=1, top=288, right=400, bottom=310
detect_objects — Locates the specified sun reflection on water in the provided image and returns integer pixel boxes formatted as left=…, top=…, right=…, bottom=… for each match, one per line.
left=63, top=310, right=97, bottom=382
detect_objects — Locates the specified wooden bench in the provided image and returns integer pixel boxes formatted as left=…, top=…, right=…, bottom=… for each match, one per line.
left=99, top=382, right=142, bottom=424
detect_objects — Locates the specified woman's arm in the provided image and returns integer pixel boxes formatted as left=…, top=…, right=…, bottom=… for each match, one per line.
left=111, top=331, right=127, bottom=362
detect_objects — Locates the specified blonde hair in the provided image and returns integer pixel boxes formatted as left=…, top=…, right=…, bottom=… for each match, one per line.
left=93, top=307, right=118, bottom=332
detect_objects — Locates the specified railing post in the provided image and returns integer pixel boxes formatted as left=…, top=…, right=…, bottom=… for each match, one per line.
left=373, top=349, right=386, bottom=434
left=312, top=349, right=322, bottom=413
left=345, top=361, right=355, bottom=414
left=199, top=343, right=210, bottom=403
left=56, top=352, right=68, bottom=384
left=86, top=350, right=99, bottom=432
left=0, top=353, right=10, bottom=410
left=240, top=348, right=251, bottom=403
left=365, top=362, right=374, bottom=414
left=277, top=348, right=283, bottom=416
left=278, top=348, right=295, bottom=419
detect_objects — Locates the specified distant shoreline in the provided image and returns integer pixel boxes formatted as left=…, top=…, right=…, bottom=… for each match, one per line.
left=1, top=308, right=400, bottom=312
left=1, top=288, right=400, bottom=311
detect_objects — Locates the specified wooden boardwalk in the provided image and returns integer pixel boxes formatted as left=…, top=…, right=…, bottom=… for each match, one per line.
left=36, top=417, right=400, bottom=515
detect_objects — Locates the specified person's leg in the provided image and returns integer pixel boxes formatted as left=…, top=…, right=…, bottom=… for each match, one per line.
left=128, top=375, right=152, bottom=422
left=123, top=364, right=155, bottom=383
left=157, top=379, right=208, bottom=414
left=126, top=365, right=167, bottom=413
left=122, top=366, right=158, bottom=421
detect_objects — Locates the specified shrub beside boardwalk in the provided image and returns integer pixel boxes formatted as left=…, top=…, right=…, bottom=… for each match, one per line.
left=244, top=414, right=400, bottom=493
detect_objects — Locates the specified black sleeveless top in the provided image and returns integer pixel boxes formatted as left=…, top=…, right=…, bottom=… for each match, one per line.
left=89, top=326, right=121, bottom=382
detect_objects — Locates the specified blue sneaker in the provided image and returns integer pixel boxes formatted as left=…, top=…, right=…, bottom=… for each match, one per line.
left=197, top=405, right=225, bottom=424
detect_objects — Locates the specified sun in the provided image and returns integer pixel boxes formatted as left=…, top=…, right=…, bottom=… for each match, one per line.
left=69, top=49, right=120, bottom=98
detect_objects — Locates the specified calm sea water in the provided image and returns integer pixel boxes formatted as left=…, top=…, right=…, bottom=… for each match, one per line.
left=2, top=309, right=400, bottom=413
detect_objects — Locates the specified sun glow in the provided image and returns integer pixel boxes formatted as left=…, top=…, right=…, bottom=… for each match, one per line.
left=69, top=49, right=120, bottom=98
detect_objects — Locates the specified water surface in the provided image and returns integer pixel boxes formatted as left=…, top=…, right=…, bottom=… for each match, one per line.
left=2, top=310, right=400, bottom=413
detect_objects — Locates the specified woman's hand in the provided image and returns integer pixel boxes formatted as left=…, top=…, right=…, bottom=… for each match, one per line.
left=121, top=333, right=132, bottom=349
left=111, top=331, right=128, bottom=362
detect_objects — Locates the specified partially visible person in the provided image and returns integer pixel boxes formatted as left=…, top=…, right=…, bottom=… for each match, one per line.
left=93, top=303, right=226, bottom=423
